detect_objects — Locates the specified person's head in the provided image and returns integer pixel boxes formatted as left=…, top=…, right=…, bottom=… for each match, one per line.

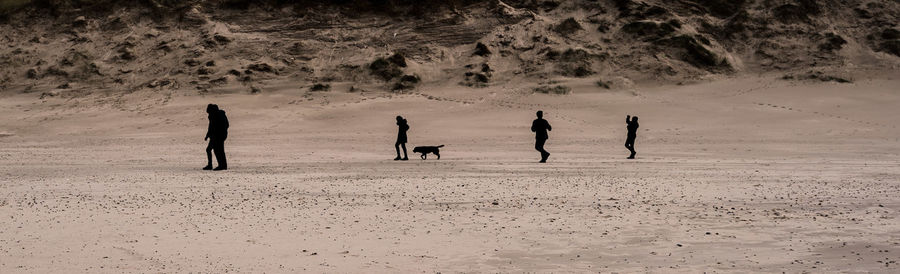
left=396, top=115, right=403, bottom=122
left=632, top=116, right=638, bottom=122
left=536, top=110, right=543, bottom=118
left=206, top=104, right=219, bottom=113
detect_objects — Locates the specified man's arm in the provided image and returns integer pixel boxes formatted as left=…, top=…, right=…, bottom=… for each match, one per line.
left=626, top=115, right=630, bottom=124
left=546, top=120, right=551, bottom=131
left=531, top=120, right=537, bottom=132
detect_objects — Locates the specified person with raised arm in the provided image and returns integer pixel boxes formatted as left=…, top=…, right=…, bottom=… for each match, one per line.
left=625, top=115, right=639, bottom=159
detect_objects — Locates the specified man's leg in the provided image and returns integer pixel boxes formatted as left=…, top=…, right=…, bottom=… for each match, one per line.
left=213, top=139, right=227, bottom=170
left=630, top=140, right=636, bottom=158
left=220, top=140, right=228, bottom=168
left=395, top=143, right=402, bottom=160
left=204, top=142, right=213, bottom=170
left=536, top=138, right=548, bottom=162
left=542, top=141, right=550, bottom=160
left=400, top=143, right=408, bottom=160
left=625, top=139, right=635, bottom=159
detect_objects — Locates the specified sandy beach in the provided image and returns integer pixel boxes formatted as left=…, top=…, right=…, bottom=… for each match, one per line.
left=1, top=76, right=898, bottom=272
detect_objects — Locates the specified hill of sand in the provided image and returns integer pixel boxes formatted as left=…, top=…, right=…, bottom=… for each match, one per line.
left=1, top=0, right=900, bottom=272
left=0, top=0, right=899, bottom=96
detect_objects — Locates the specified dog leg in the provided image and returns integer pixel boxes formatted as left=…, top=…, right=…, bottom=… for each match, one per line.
left=435, top=151, right=440, bottom=160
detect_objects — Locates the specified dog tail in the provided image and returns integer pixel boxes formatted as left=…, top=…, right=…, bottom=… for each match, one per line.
left=437, top=145, right=445, bottom=148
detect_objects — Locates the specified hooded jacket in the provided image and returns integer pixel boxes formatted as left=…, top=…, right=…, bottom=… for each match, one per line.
left=206, top=109, right=229, bottom=140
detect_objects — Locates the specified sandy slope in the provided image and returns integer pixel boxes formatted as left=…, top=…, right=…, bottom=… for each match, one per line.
left=1, top=76, right=899, bottom=272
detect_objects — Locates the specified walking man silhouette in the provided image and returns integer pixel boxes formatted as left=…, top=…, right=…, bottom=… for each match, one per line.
left=531, top=110, right=552, bottom=163
left=394, top=116, right=409, bottom=161
left=204, top=104, right=229, bottom=170
left=625, top=115, right=639, bottom=159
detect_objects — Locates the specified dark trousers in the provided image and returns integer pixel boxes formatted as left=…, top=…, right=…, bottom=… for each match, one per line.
left=535, top=138, right=549, bottom=160
left=206, top=138, right=227, bottom=168
left=395, top=142, right=407, bottom=158
left=625, top=135, right=636, bottom=157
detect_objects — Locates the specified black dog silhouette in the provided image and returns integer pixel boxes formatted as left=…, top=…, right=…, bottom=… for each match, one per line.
left=413, top=145, right=444, bottom=160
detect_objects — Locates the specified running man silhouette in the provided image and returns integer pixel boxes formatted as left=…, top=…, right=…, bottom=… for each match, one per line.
left=531, top=110, right=552, bottom=163
left=394, top=116, right=409, bottom=161
left=625, top=115, right=639, bottom=159
left=203, top=104, right=229, bottom=170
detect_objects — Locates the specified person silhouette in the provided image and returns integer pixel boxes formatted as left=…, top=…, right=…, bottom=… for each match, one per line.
left=531, top=110, right=552, bottom=163
left=625, top=115, right=639, bottom=159
left=203, top=104, right=229, bottom=170
left=394, top=116, right=409, bottom=161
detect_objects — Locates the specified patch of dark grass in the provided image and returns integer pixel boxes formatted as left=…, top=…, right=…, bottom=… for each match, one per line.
left=473, top=42, right=491, bottom=56
left=782, top=72, right=851, bottom=83
left=310, top=83, right=331, bottom=91
left=533, top=85, right=571, bottom=95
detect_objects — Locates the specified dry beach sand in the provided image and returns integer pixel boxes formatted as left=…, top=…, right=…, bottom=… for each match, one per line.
left=1, top=76, right=899, bottom=272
